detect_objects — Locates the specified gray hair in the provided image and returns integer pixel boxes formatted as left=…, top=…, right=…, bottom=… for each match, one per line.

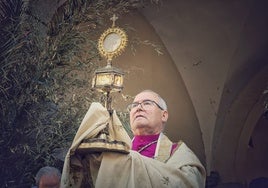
left=35, top=166, right=61, bottom=185
left=139, top=90, right=168, bottom=110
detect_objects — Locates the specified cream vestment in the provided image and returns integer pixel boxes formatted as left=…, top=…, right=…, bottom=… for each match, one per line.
left=61, top=102, right=206, bottom=188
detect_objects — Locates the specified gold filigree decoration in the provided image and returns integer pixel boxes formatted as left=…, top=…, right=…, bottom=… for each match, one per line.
left=98, top=14, right=128, bottom=62
left=98, top=27, right=128, bottom=62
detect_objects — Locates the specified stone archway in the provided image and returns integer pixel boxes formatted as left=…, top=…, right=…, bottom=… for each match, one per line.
left=214, top=64, right=268, bottom=183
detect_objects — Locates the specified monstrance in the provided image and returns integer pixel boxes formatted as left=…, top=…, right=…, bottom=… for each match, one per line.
left=91, top=14, right=128, bottom=111
left=77, top=14, right=129, bottom=154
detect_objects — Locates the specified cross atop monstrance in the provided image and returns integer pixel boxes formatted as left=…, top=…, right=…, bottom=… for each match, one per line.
left=110, top=14, right=118, bottom=27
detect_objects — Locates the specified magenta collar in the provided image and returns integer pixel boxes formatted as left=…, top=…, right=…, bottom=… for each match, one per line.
left=131, top=134, right=160, bottom=158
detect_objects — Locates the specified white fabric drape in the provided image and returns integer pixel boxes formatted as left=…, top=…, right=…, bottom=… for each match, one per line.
left=61, top=102, right=206, bottom=188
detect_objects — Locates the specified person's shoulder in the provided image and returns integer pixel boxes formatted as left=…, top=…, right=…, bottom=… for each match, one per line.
left=177, top=140, right=183, bottom=147
left=172, top=140, right=184, bottom=150
left=172, top=140, right=196, bottom=156
left=176, top=141, right=193, bottom=151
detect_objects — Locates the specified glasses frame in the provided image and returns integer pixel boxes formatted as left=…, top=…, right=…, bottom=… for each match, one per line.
left=127, top=99, right=164, bottom=112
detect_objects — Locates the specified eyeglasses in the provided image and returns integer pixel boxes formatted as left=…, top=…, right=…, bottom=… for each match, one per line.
left=127, top=99, right=164, bottom=112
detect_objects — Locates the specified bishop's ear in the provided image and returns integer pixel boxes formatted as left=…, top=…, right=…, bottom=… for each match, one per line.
left=161, top=110, right=168, bottom=123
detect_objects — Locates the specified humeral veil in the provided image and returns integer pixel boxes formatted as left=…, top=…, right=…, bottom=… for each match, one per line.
left=61, top=102, right=206, bottom=188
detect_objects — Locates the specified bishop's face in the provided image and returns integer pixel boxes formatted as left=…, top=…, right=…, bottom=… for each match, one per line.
left=129, top=91, right=168, bottom=136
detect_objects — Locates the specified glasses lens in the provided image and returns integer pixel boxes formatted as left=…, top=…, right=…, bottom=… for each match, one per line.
left=127, top=100, right=163, bottom=111
left=127, top=103, right=136, bottom=111
left=142, top=100, right=154, bottom=108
